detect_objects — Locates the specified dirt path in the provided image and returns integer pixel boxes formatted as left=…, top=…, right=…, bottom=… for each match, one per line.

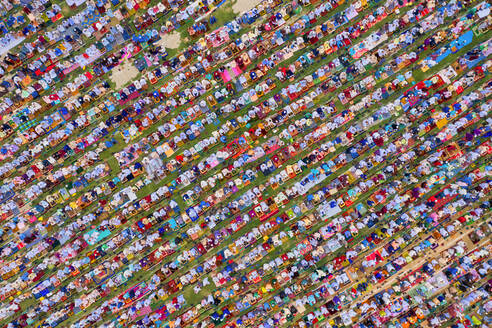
left=362, top=216, right=487, bottom=301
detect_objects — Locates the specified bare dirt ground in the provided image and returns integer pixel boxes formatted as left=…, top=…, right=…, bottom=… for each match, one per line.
left=232, top=0, right=263, bottom=14
left=155, top=31, right=181, bottom=50
left=111, top=60, right=139, bottom=89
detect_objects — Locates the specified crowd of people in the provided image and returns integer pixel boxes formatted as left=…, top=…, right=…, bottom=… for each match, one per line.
left=0, top=0, right=491, bottom=327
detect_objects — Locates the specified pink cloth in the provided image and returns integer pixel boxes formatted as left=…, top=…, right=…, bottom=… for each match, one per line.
left=221, top=70, right=232, bottom=82
left=232, top=66, right=242, bottom=76
left=131, top=306, right=152, bottom=320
